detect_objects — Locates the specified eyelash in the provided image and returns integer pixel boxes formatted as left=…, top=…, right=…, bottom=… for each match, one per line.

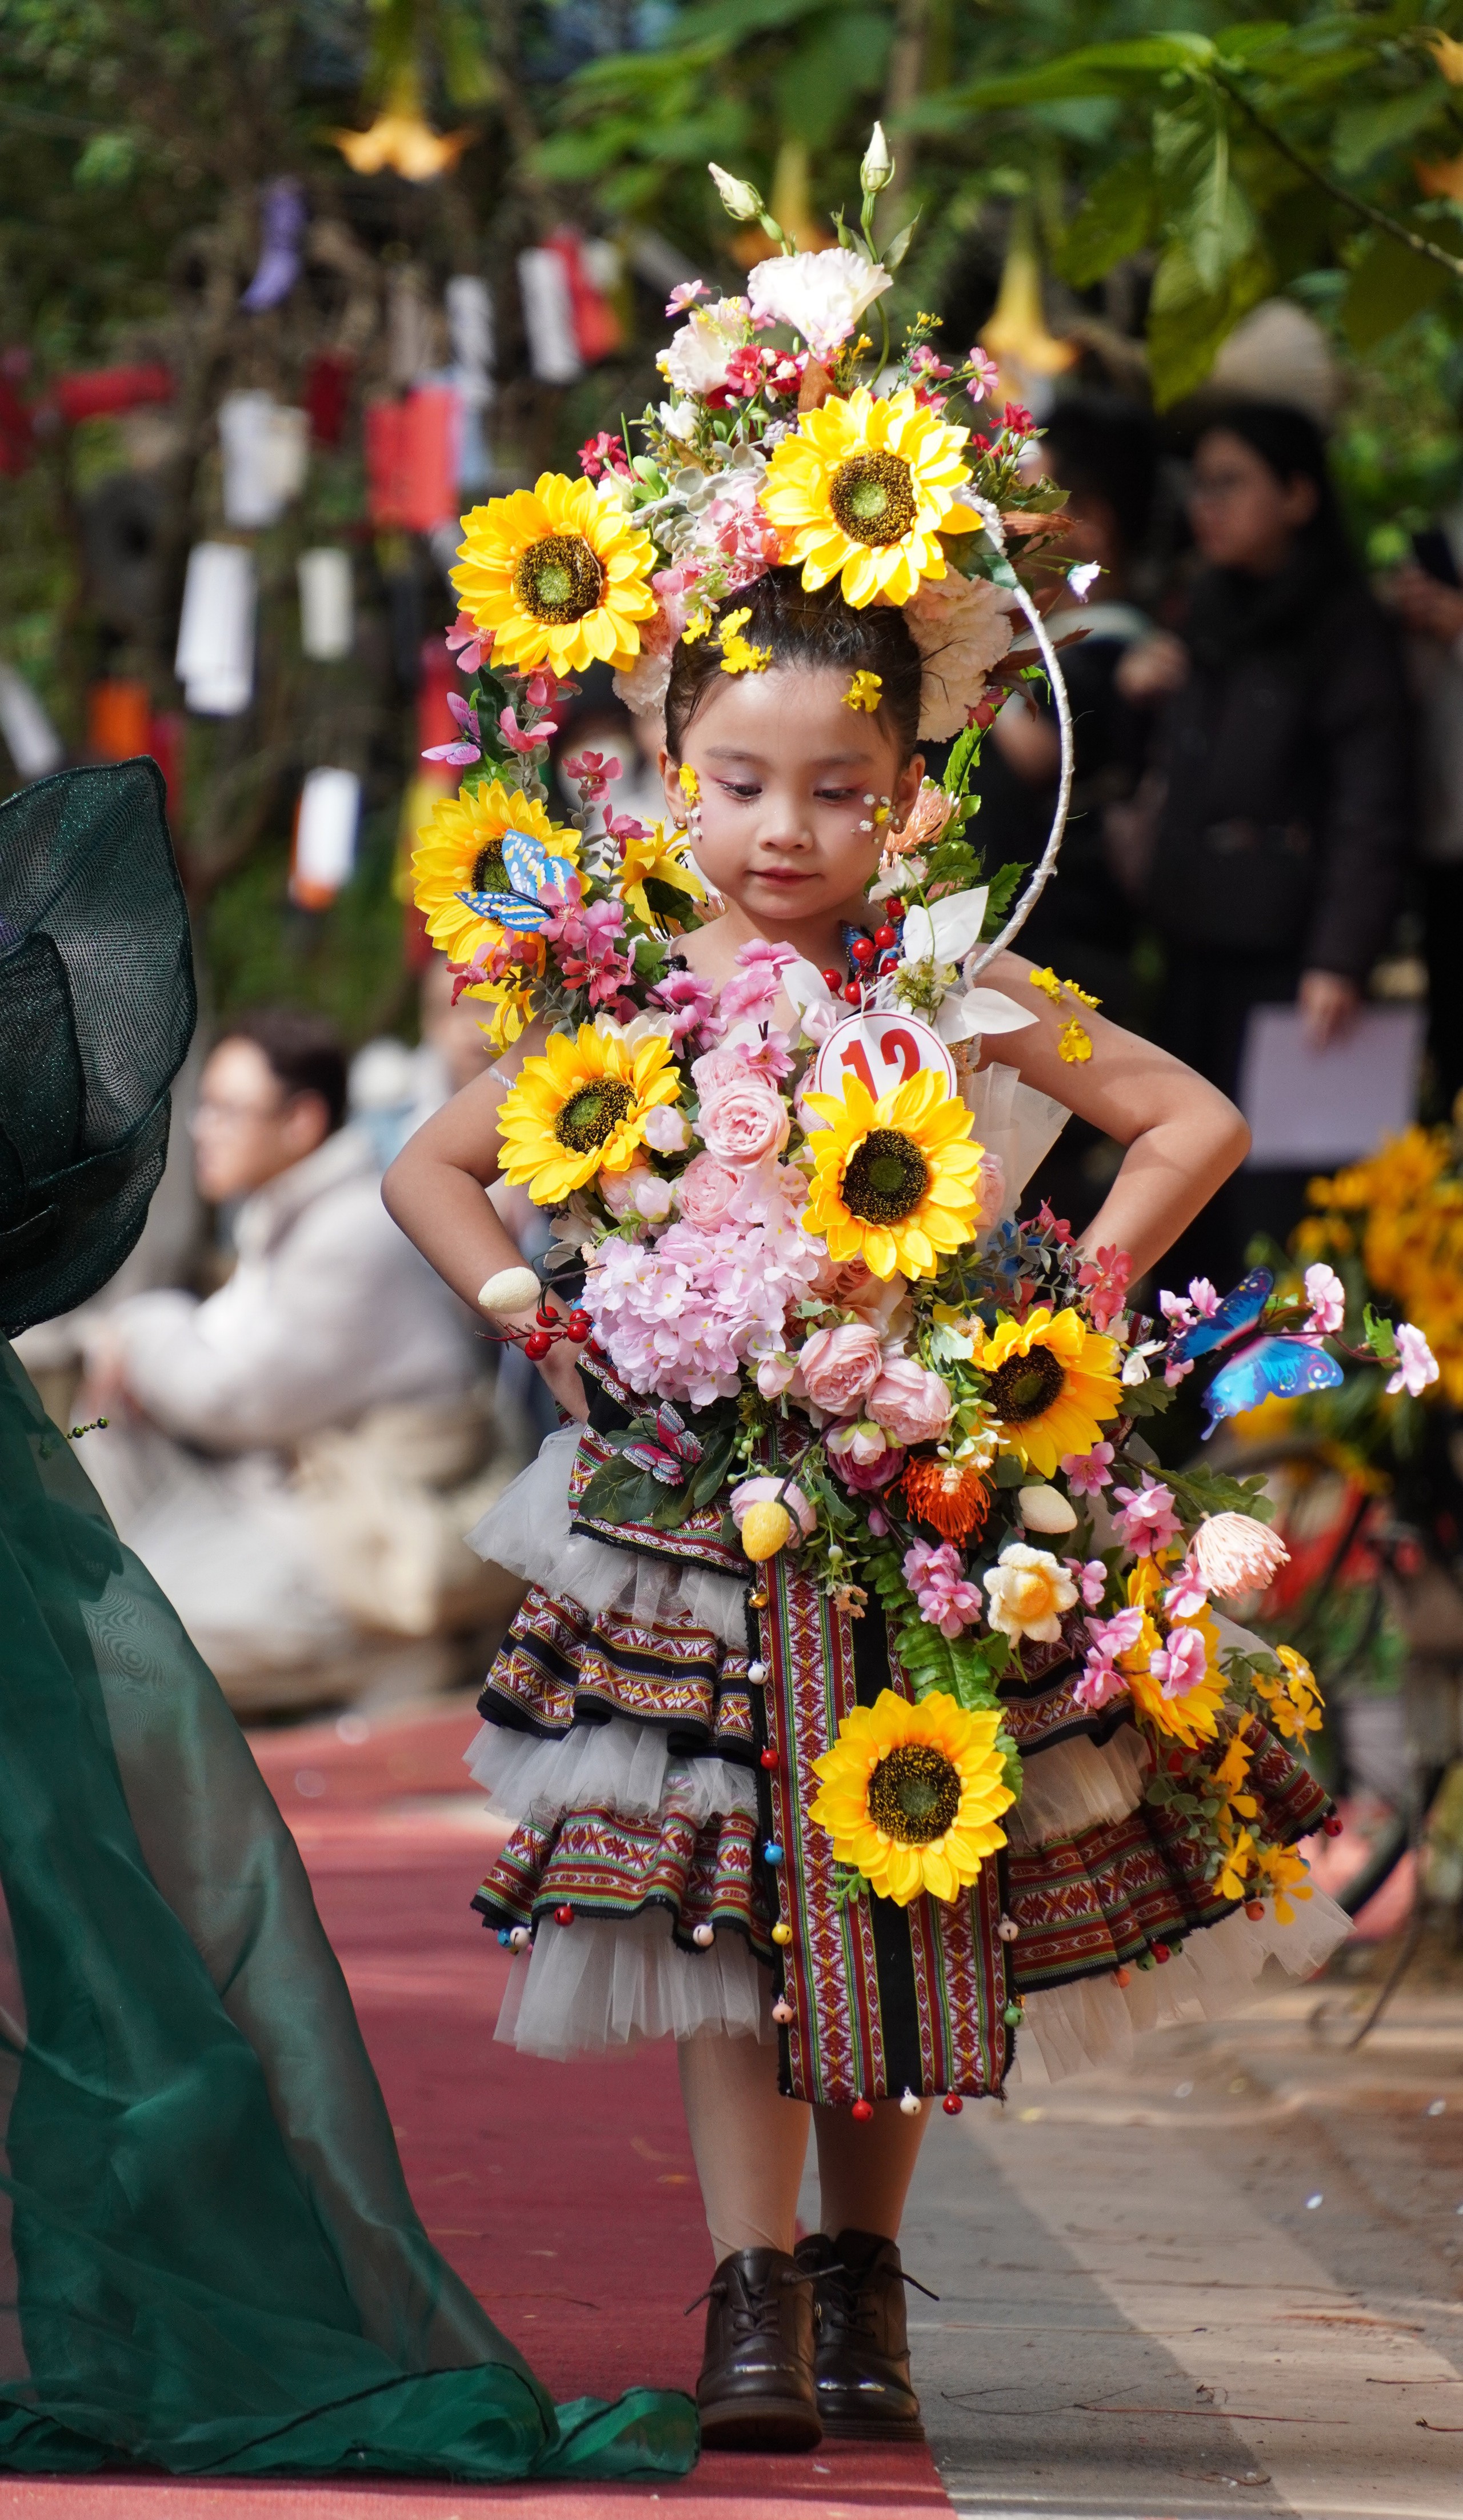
left=712, top=781, right=861, bottom=805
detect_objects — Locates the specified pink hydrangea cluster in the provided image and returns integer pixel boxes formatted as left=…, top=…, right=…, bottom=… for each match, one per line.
left=585, top=1169, right=822, bottom=1406
left=904, top=1539, right=984, bottom=1640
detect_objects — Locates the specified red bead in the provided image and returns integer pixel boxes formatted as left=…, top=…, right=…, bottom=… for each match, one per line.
left=1245, top=1899, right=1265, bottom=1920
left=820, top=968, right=844, bottom=995
left=759, top=1747, right=778, bottom=1770
left=567, top=1308, right=591, bottom=1333
left=873, top=924, right=897, bottom=951
left=884, top=898, right=904, bottom=918
left=523, top=1331, right=552, bottom=1360
left=1113, top=1965, right=1132, bottom=1987
left=851, top=2096, right=874, bottom=2123
left=842, top=981, right=861, bottom=1005
left=941, top=2092, right=964, bottom=2116
left=1152, top=1942, right=1170, bottom=1963
left=554, top=1904, right=574, bottom=1927
left=849, top=934, right=876, bottom=967
left=1322, top=1814, right=1344, bottom=1837
left=535, top=1304, right=557, bottom=1327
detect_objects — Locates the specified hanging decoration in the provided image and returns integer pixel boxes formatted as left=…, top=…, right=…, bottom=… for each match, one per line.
left=364, top=385, right=458, bottom=531
left=239, top=179, right=307, bottom=314
left=445, top=273, right=494, bottom=493
left=218, top=392, right=309, bottom=530
left=517, top=248, right=582, bottom=386
left=297, top=549, right=354, bottom=662
left=0, top=665, right=63, bottom=778
left=174, top=543, right=256, bottom=717
left=291, top=767, right=361, bottom=908
left=86, top=680, right=152, bottom=762
left=330, top=66, right=473, bottom=182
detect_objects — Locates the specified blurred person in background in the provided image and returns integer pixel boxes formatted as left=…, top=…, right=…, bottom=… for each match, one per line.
left=1384, top=522, right=1463, bottom=1115
left=1120, top=398, right=1412, bottom=1288
left=79, top=1006, right=519, bottom=1711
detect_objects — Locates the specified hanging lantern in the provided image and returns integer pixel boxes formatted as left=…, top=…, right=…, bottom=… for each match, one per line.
left=218, top=391, right=309, bottom=530
left=86, top=680, right=151, bottom=762
left=330, top=66, right=473, bottom=183
left=297, top=549, right=354, bottom=661
left=175, top=542, right=256, bottom=716
left=0, top=664, right=63, bottom=778
left=291, top=768, right=361, bottom=909
left=364, top=385, right=459, bottom=531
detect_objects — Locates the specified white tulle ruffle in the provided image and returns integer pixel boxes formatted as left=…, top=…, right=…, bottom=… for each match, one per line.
left=1011, top=1886, right=1350, bottom=2088
left=960, top=1059, right=1071, bottom=1222
left=467, top=1425, right=748, bottom=1652
left=1005, top=1727, right=1151, bottom=1849
left=464, top=1712, right=757, bottom=1830
left=495, top=1908, right=775, bottom=2058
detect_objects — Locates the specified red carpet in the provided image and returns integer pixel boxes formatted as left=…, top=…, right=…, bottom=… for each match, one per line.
left=0, top=1700, right=950, bottom=2518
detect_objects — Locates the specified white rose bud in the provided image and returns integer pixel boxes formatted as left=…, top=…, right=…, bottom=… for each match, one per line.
left=1017, top=1484, right=1077, bottom=1535
left=477, top=1266, right=541, bottom=1317
left=708, top=162, right=764, bottom=223
left=860, top=121, right=894, bottom=194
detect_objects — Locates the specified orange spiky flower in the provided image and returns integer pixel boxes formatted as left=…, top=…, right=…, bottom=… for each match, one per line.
left=902, top=1456, right=991, bottom=1544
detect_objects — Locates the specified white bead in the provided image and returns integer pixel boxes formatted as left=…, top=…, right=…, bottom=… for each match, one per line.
left=508, top=1926, right=530, bottom=1952
left=899, top=2088, right=922, bottom=2116
left=691, top=1923, right=715, bottom=1948
left=863, top=793, right=876, bottom=805
left=997, top=1916, right=1018, bottom=1942
left=748, top=1660, right=767, bottom=1683
left=772, top=1997, right=794, bottom=2023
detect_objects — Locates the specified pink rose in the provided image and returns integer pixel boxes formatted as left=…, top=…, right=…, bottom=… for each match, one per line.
left=866, top=1356, right=953, bottom=1444
left=697, top=1068, right=790, bottom=1167
left=677, top=1152, right=741, bottom=1229
left=798, top=1321, right=884, bottom=1413
left=811, top=1253, right=877, bottom=1304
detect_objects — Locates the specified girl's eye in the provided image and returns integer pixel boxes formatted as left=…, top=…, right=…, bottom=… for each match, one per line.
left=716, top=779, right=761, bottom=800
left=815, top=786, right=859, bottom=804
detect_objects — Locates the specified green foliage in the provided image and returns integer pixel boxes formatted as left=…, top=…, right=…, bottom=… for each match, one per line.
left=862, top=1538, right=1012, bottom=1711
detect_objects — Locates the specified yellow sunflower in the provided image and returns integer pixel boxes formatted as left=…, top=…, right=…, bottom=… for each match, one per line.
left=758, top=388, right=982, bottom=608
left=411, top=781, right=578, bottom=966
left=1118, top=1559, right=1226, bottom=1750
left=497, top=1023, right=683, bottom=1206
left=617, top=822, right=706, bottom=930
left=970, top=1307, right=1121, bottom=1480
left=802, top=1069, right=985, bottom=1281
left=452, top=473, right=658, bottom=675
left=810, top=1688, right=1015, bottom=1907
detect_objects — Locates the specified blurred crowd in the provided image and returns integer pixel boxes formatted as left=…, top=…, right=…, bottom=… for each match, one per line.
left=19, top=350, right=1463, bottom=1721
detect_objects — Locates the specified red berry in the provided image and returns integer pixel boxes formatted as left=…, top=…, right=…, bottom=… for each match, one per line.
left=1245, top=1899, right=1265, bottom=1920
left=554, top=1904, right=574, bottom=1927
left=821, top=968, right=844, bottom=995
left=1322, top=1814, right=1344, bottom=1838
left=535, top=1303, right=557, bottom=1327
left=1152, top=1942, right=1170, bottom=1964
left=849, top=934, right=876, bottom=967
left=885, top=898, right=904, bottom=918
left=942, top=2092, right=964, bottom=2116
left=851, top=2096, right=874, bottom=2123
left=566, top=1309, right=592, bottom=1340
left=1113, top=1965, right=1132, bottom=1987
left=873, top=924, right=897, bottom=951
left=842, top=981, right=861, bottom=1005
left=759, top=1747, right=778, bottom=1770
left=523, top=1331, right=551, bottom=1360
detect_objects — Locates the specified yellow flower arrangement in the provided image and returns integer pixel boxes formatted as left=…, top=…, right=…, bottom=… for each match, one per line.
left=1118, top=1559, right=1227, bottom=1748
left=411, top=781, right=577, bottom=966
left=1253, top=1840, right=1314, bottom=1924
left=452, top=472, right=658, bottom=675
left=969, top=1305, right=1121, bottom=1480
left=497, top=1024, right=683, bottom=1205
left=802, top=1069, right=986, bottom=1281
left=1304, top=1128, right=1463, bottom=1405
left=615, top=824, right=706, bottom=930
left=759, top=388, right=981, bottom=608
left=809, top=1688, right=1014, bottom=1906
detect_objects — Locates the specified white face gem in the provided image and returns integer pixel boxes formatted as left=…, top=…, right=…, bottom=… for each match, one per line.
left=863, top=793, right=876, bottom=805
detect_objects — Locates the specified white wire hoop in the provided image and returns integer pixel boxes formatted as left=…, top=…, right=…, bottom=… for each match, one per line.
left=962, top=566, right=1074, bottom=981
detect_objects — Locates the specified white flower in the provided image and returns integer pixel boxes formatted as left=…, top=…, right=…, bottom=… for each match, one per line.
left=1068, top=561, right=1102, bottom=600
left=643, top=1102, right=691, bottom=1153
left=1388, top=1321, right=1440, bottom=1397
left=658, top=398, right=698, bottom=444
left=985, top=1543, right=1078, bottom=1644
left=905, top=572, right=1016, bottom=742
left=633, top=1173, right=674, bottom=1222
left=746, top=247, right=892, bottom=364
left=1121, top=1338, right=1165, bottom=1388
left=663, top=298, right=749, bottom=395
left=613, top=646, right=672, bottom=720
left=1303, top=1261, right=1345, bottom=1336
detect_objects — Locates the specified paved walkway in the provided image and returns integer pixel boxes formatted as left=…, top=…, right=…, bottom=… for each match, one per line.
left=7, top=1697, right=1459, bottom=2520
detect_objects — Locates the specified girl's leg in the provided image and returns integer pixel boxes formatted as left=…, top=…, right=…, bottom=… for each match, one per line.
left=812, top=2095, right=930, bottom=2241
left=677, top=2031, right=810, bottom=2263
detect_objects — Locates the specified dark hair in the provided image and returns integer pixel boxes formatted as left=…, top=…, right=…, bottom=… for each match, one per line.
left=219, top=1007, right=347, bottom=1134
left=664, top=570, right=922, bottom=760
left=1043, top=395, right=1158, bottom=558
left=1196, top=397, right=1354, bottom=578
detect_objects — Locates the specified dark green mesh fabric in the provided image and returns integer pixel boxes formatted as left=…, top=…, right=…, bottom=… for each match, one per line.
left=0, top=769, right=696, bottom=2481
left=0, top=761, right=195, bottom=1336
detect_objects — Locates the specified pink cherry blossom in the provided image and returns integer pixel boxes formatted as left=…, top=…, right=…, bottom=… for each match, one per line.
left=1064, top=1557, right=1108, bottom=1610
left=1159, top=1288, right=1196, bottom=1329
left=1162, top=1565, right=1209, bottom=1620
left=904, top=1539, right=984, bottom=1640
left=665, top=279, right=709, bottom=318
left=1188, top=1277, right=1221, bottom=1319
left=650, top=968, right=716, bottom=1048
left=718, top=937, right=798, bottom=1022
left=446, top=609, right=489, bottom=674
left=1111, top=1473, right=1182, bottom=1557
left=1387, top=1320, right=1440, bottom=1397
left=1303, top=1262, right=1345, bottom=1336
left=499, top=705, right=557, bottom=756
left=1060, top=1441, right=1114, bottom=1496
left=1164, top=1355, right=1195, bottom=1388
left=1149, top=1624, right=1208, bottom=1699
left=967, top=348, right=1000, bottom=401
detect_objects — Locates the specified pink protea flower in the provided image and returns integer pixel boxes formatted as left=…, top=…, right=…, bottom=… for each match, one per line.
left=1188, top=1513, right=1290, bottom=1601
left=904, top=1539, right=984, bottom=1640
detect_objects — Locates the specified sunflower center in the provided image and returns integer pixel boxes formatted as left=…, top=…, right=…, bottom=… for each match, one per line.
left=842, top=1128, right=928, bottom=1225
left=514, top=533, right=603, bottom=624
left=470, top=842, right=510, bottom=894
left=867, top=1744, right=962, bottom=1844
left=829, top=451, right=919, bottom=549
left=555, top=1076, right=636, bottom=1153
left=986, top=1344, right=1066, bottom=1424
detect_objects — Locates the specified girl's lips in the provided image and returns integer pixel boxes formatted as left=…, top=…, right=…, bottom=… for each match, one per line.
left=751, top=866, right=814, bottom=887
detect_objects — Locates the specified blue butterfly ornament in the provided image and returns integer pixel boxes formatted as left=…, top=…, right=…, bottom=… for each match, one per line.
left=1169, top=1267, right=1343, bottom=1437
left=455, top=828, right=577, bottom=934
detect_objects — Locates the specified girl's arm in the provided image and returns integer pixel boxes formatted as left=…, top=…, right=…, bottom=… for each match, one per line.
left=382, top=1025, right=590, bottom=1421
left=980, top=951, right=1249, bottom=1281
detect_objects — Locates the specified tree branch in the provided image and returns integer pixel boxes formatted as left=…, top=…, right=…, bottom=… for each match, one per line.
left=1215, top=67, right=1463, bottom=281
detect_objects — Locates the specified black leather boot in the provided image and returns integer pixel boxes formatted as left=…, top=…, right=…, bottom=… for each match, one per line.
left=796, top=2227, right=925, bottom=2439
left=694, top=2246, right=821, bottom=2451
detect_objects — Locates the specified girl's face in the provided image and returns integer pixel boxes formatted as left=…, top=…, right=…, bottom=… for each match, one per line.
left=660, top=664, right=923, bottom=940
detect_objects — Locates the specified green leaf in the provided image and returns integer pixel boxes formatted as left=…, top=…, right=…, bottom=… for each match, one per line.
left=1057, top=158, right=1158, bottom=289
left=1146, top=236, right=1272, bottom=408
left=74, top=131, right=138, bottom=189
left=575, top=1455, right=667, bottom=1527
left=882, top=215, right=920, bottom=272
left=918, top=34, right=1217, bottom=123
left=1363, top=1301, right=1398, bottom=1363
left=1332, top=85, right=1450, bottom=181
left=1342, top=230, right=1454, bottom=354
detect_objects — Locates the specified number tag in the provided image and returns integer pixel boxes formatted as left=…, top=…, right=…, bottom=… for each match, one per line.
left=808, top=1012, right=958, bottom=1118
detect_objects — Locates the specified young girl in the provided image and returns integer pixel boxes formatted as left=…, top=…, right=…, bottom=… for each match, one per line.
left=384, top=557, right=1349, bottom=2450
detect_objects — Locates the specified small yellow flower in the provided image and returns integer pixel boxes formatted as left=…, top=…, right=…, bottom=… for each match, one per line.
left=717, top=609, right=771, bottom=674
left=1029, top=967, right=1064, bottom=1004
left=1214, top=1828, right=1256, bottom=1904
left=616, top=822, right=706, bottom=930
left=845, top=669, right=884, bottom=713
left=1058, top=1020, right=1093, bottom=1065
left=678, top=764, right=699, bottom=802
left=810, top=1688, right=1015, bottom=1907
left=1254, top=1840, right=1314, bottom=1925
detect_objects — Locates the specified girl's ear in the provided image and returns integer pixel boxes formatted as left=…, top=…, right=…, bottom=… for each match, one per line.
left=893, top=750, right=925, bottom=825
left=658, top=745, right=684, bottom=823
